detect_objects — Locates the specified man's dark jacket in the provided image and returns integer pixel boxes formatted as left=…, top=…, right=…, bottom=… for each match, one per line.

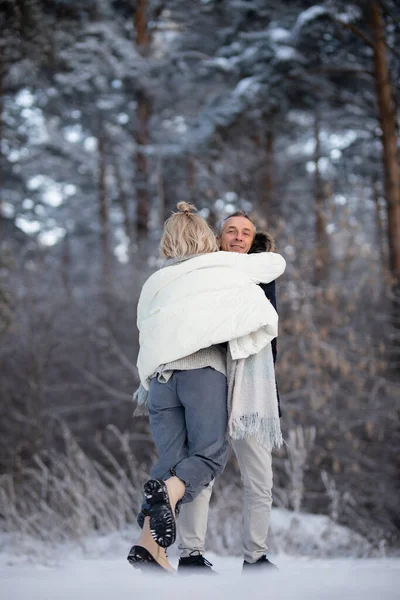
left=249, top=233, right=281, bottom=417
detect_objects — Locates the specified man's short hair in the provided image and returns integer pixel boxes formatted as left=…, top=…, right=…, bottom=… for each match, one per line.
left=218, top=211, right=256, bottom=235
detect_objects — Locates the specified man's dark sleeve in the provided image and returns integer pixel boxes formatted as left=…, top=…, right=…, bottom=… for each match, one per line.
left=259, top=280, right=277, bottom=363
left=259, top=280, right=281, bottom=417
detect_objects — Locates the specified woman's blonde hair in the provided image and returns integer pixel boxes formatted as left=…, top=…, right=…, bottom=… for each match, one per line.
left=160, top=202, right=218, bottom=258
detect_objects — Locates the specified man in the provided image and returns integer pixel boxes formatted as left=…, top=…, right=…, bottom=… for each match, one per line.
left=177, top=211, right=281, bottom=574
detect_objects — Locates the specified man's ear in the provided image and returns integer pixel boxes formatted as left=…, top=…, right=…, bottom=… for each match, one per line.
left=216, top=235, right=222, bottom=249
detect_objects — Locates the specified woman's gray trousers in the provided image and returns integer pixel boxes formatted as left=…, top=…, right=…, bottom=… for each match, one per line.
left=147, top=367, right=228, bottom=503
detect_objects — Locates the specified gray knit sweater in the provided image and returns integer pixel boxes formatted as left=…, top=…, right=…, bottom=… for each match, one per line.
left=133, top=345, right=227, bottom=415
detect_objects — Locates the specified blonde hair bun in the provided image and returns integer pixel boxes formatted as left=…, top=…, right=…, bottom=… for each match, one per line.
left=160, top=202, right=218, bottom=258
left=176, top=202, right=197, bottom=215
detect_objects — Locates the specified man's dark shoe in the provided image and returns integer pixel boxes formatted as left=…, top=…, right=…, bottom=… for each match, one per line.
left=178, top=551, right=218, bottom=575
left=242, top=555, right=278, bottom=572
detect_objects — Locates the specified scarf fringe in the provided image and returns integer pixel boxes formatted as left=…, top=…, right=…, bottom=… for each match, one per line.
left=133, top=403, right=148, bottom=417
left=132, top=384, right=149, bottom=417
left=229, top=415, right=283, bottom=450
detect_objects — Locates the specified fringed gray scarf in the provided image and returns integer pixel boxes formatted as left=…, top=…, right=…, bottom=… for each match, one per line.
left=227, top=343, right=283, bottom=451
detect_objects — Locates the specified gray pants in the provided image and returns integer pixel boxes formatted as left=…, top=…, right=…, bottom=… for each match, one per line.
left=148, top=367, right=228, bottom=503
left=178, top=436, right=273, bottom=563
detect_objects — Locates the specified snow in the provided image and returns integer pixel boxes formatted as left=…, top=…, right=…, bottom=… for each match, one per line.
left=292, top=6, right=328, bottom=39
left=42, top=187, right=63, bottom=207
left=38, top=227, right=66, bottom=247
left=15, top=89, right=35, bottom=108
left=0, top=201, right=16, bottom=218
left=271, top=509, right=371, bottom=557
left=206, top=57, right=237, bottom=72
left=274, top=47, right=303, bottom=62
left=1, top=511, right=398, bottom=599
left=1, top=548, right=399, bottom=600
left=15, top=216, right=42, bottom=235
left=1, top=508, right=399, bottom=599
left=268, top=27, right=291, bottom=44
left=233, top=76, right=260, bottom=98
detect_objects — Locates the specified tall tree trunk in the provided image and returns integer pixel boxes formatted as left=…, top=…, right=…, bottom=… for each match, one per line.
left=252, top=124, right=274, bottom=224
left=187, top=155, right=197, bottom=203
left=161, top=156, right=180, bottom=221
left=134, top=90, right=151, bottom=236
left=208, top=207, right=218, bottom=232
left=314, top=114, right=329, bottom=283
left=314, top=115, right=325, bottom=241
left=133, top=0, right=150, bottom=48
left=61, top=232, right=72, bottom=300
left=113, top=159, right=133, bottom=252
left=187, top=156, right=217, bottom=229
left=370, top=2, right=400, bottom=279
left=156, top=158, right=166, bottom=227
left=0, top=46, right=4, bottom=217
left=98, top=135, right=111, bottom=289
left=134, top=0, right=151, bottom=236
left=262, top=129, right=274, bottom=217
left=373, top=179, right=387, bottom=268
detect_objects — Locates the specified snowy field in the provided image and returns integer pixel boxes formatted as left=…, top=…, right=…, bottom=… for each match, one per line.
left=2, top=510, right=399, bottom=600
left=2, top=551, right=400, bottom=600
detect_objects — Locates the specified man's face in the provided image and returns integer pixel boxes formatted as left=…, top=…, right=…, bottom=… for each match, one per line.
left=219, top=216, right=256, bottom=253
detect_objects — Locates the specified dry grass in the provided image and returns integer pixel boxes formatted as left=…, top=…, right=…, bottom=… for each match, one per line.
left=0, top=425, right=148, bottom=543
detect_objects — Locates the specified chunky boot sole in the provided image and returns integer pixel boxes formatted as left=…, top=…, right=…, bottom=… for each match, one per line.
left=136, top=502, right=149, bottom=529
left=127, top=545, right=170, bottom=574
left=137, top=500, right=181, bottom=529
left=143, top=479, right=176, bottom=548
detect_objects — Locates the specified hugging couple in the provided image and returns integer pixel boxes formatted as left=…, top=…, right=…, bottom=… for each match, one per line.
left=128, top=202, right=286, bottom=575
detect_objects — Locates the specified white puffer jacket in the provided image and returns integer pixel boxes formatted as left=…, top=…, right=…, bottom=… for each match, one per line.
left=137, top=251, right=286, bottom=388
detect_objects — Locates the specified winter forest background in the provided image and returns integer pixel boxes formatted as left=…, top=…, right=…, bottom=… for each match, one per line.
left=0, top=0, right=399, bottom=557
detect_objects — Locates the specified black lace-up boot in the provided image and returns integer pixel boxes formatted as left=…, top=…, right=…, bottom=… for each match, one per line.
left=178, top=551, right=218, bottom=575
left=242, top=555, right=278, bottom=572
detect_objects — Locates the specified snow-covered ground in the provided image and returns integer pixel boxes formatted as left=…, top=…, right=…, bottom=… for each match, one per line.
left=2, top=551, right=400, bottom=600
left=2, top=510, right=399, bottom=599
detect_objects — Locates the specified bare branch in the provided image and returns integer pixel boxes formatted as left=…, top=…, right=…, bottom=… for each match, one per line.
left=333, top=17, right=375, bottom=48
left=107, top=332, right=138, bottom=377
left=81, top=369, right=133, bottom=401
left=307, top=66, right=373, bottom=78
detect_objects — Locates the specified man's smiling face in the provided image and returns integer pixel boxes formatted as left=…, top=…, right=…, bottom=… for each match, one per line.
left=219, top=216, right=256, bottom=253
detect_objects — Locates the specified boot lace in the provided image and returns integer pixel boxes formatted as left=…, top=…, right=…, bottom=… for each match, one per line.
left=188, top=551, right=213, bottom=567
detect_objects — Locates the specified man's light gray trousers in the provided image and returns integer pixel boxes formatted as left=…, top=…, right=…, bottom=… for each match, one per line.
left=178, top=436, right=273, bottom=563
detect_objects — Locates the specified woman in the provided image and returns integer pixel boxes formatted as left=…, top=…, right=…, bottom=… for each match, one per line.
left=128, top=203, right=285, bottom=573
